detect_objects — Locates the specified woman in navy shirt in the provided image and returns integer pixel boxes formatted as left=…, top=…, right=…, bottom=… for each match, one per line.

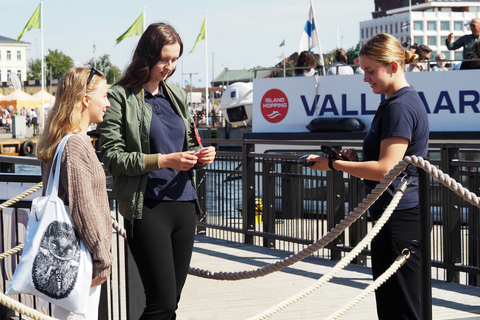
left=308, top=33, right=429, bottom=320
left=98, top=23, right=215, bottom=319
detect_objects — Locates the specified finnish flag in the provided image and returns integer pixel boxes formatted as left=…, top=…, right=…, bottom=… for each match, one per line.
left=298, top=2, right=320, bottom=54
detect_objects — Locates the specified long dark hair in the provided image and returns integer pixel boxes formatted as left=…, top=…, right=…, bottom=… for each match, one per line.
left=294, top=51, right=317, bottom=75
left=116, top=23, right=183, bottom=88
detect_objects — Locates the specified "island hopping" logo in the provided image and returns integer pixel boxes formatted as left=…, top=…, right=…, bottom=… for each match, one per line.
left=260, top=89, right=289, bottom=123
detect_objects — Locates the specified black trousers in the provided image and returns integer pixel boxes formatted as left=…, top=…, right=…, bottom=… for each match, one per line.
left=125, top=200, right=197, bottom=320
left=370, top=206, right=421, bottom=320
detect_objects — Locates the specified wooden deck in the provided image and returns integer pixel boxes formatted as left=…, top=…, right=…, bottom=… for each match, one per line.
left=178, top=235, right=480, bottom=320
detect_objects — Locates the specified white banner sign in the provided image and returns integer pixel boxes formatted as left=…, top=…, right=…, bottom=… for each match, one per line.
left=253, top=70, right=480, bottom=133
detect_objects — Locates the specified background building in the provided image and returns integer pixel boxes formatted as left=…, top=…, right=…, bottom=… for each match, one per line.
left=0, top=36, right=28, bottom=83
left=360, top=0, right=480, bottom=60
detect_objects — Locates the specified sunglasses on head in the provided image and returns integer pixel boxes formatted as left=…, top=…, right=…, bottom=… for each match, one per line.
left=86, top=67, right=101, bottom=85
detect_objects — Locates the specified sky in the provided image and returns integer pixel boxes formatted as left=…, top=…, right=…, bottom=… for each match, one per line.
left=1, top=0, right=374, bottom=88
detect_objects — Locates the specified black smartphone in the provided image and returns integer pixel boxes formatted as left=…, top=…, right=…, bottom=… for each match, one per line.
left=297, top=155, right=315, bottom=167
left=320, top=145, right=350, bottom=161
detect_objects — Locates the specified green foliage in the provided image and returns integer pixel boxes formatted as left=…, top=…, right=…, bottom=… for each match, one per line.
left=272, top=60, right=295, bottom=77
left=27, top=58, right=41, bottom=80
left=88, top=54, right=122, bottom=84
left=45, top=49, right=74, bottom=79
left=27, top=49, right=74, bottom=81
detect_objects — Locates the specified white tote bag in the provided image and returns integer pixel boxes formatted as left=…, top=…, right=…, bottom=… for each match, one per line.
left=6, top=134, right=93, bottom=315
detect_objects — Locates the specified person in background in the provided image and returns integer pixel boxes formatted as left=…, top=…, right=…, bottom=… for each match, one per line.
left=352, top=51, right=364, bottom=74
left=432, top=53, right=448, bottom=71
left=294, top=51, right=317, bottom=77
left=327, top=48, right=354, bottom=75
left=307, top=33, right=428, bottom=320
left=26, top=108, right=32, bottom=127
left=419, top=44, right=432, bottom=70
left=35, top=66, right=112, bottom=320
left=408, top=44, right=418, bottom=55
left=446, top=17, right=480, bottom=60
left=419, top=44, right=432, bottom=61
left=460, top=41, right=480, bottom=70
left=5, top=114, right=12, bottom=131
left=97, top=22, right=216, bottom=320
left=31, top=108, right=38, bottom=129
left=405, top=45, right=425, bottom=72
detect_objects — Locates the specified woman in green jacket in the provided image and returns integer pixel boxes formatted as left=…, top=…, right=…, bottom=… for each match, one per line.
left=97, top=23, right=215, bottom=320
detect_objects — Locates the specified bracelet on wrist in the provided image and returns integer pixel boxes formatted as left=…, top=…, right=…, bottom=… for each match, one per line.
left=328, top=157, right=337, bottom=171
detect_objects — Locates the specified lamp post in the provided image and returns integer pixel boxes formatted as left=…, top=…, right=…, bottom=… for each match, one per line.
left=182, top=72, right=198, bottom=107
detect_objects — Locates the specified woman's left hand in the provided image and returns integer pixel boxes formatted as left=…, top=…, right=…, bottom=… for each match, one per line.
left=306, top=155, right=330, bottom=171
left=195, top=146, right=216, bottom=165
left=91, top=275, right=109, bottom=287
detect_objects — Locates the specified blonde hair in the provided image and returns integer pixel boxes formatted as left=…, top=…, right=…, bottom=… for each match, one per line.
left=36, top=67, right=105, bottom=163
left=359, top=33, right=418, bottom=69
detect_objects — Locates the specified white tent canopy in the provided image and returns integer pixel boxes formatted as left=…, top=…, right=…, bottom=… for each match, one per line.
left=2, top=90, right=38, bottom=101
left=32, top=90, right=55, bottom=103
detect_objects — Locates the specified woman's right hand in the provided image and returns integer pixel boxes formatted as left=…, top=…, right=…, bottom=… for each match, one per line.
left=158, top=151, right=198, bottom=171
left=341, top=148, right=359, bottom=161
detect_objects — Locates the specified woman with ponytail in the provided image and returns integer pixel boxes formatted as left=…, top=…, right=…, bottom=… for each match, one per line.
left=307, top=33, right=429, bottom=320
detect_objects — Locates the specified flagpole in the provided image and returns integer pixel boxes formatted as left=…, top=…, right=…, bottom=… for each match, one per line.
left=40, top=0, right=45, bottom=129
left=409, top=0, right=412, bottom=45
left=143, top=7, right=146, bottom=32
left=205, top=11, right=209, bottom=125
left=283, top=43, right=286, bottom=77
left=309, top=0, right=324, bottom=66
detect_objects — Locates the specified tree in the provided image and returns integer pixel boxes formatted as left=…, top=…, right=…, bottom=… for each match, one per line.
left=45, top=49, right=74, bottom=79
left=27, top=49, right=74, bottom=81
left=88, top=54, right=122, bottom=84
left=272, top=60, right=295, bottom=77
left=27, top=58, right=41, bottom=80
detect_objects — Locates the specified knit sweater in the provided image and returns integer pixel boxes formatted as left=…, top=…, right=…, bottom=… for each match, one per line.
left=41, top=134, right=112, bottom=278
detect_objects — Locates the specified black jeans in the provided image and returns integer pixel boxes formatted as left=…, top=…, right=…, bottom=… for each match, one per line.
left=125, top=200, right=197, bottom=320
left=370, top=206, right=421, bottom=320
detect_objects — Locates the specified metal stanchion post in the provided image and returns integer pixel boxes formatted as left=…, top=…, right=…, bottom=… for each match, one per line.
left=419, top=168, right=432, bottom=320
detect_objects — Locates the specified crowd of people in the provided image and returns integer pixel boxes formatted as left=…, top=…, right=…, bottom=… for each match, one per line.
left=191, top=103, right=223, bottom=127
left=0, top=106, right=40, bottom=131
left=293, top=17, right=480, bottom=77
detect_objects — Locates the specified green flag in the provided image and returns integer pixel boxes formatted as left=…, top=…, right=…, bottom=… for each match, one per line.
left=116, top=12, right=144, bottom=45
left=15, top=4, right=41, bottom=43
left=189, top=18, right=206, bottom=54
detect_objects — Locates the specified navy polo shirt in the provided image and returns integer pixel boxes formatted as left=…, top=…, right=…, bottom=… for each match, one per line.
left=363, top=86, right=429, bottom=211
left=144, top=87, right=197, bottom=201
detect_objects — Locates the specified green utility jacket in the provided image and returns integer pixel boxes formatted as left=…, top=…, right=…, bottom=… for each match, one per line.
left=97, top=81, right=203, bottom=221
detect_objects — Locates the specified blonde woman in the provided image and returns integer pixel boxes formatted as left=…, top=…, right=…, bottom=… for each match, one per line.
left=36, top=67, right=112, bottom=320
left=308, top=34, right=429, bottom=320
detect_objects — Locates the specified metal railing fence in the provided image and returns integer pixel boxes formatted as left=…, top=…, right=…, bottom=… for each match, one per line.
left=1, top=138, right=480, bottom=319
left=196, top=139, right=480, bottom=286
